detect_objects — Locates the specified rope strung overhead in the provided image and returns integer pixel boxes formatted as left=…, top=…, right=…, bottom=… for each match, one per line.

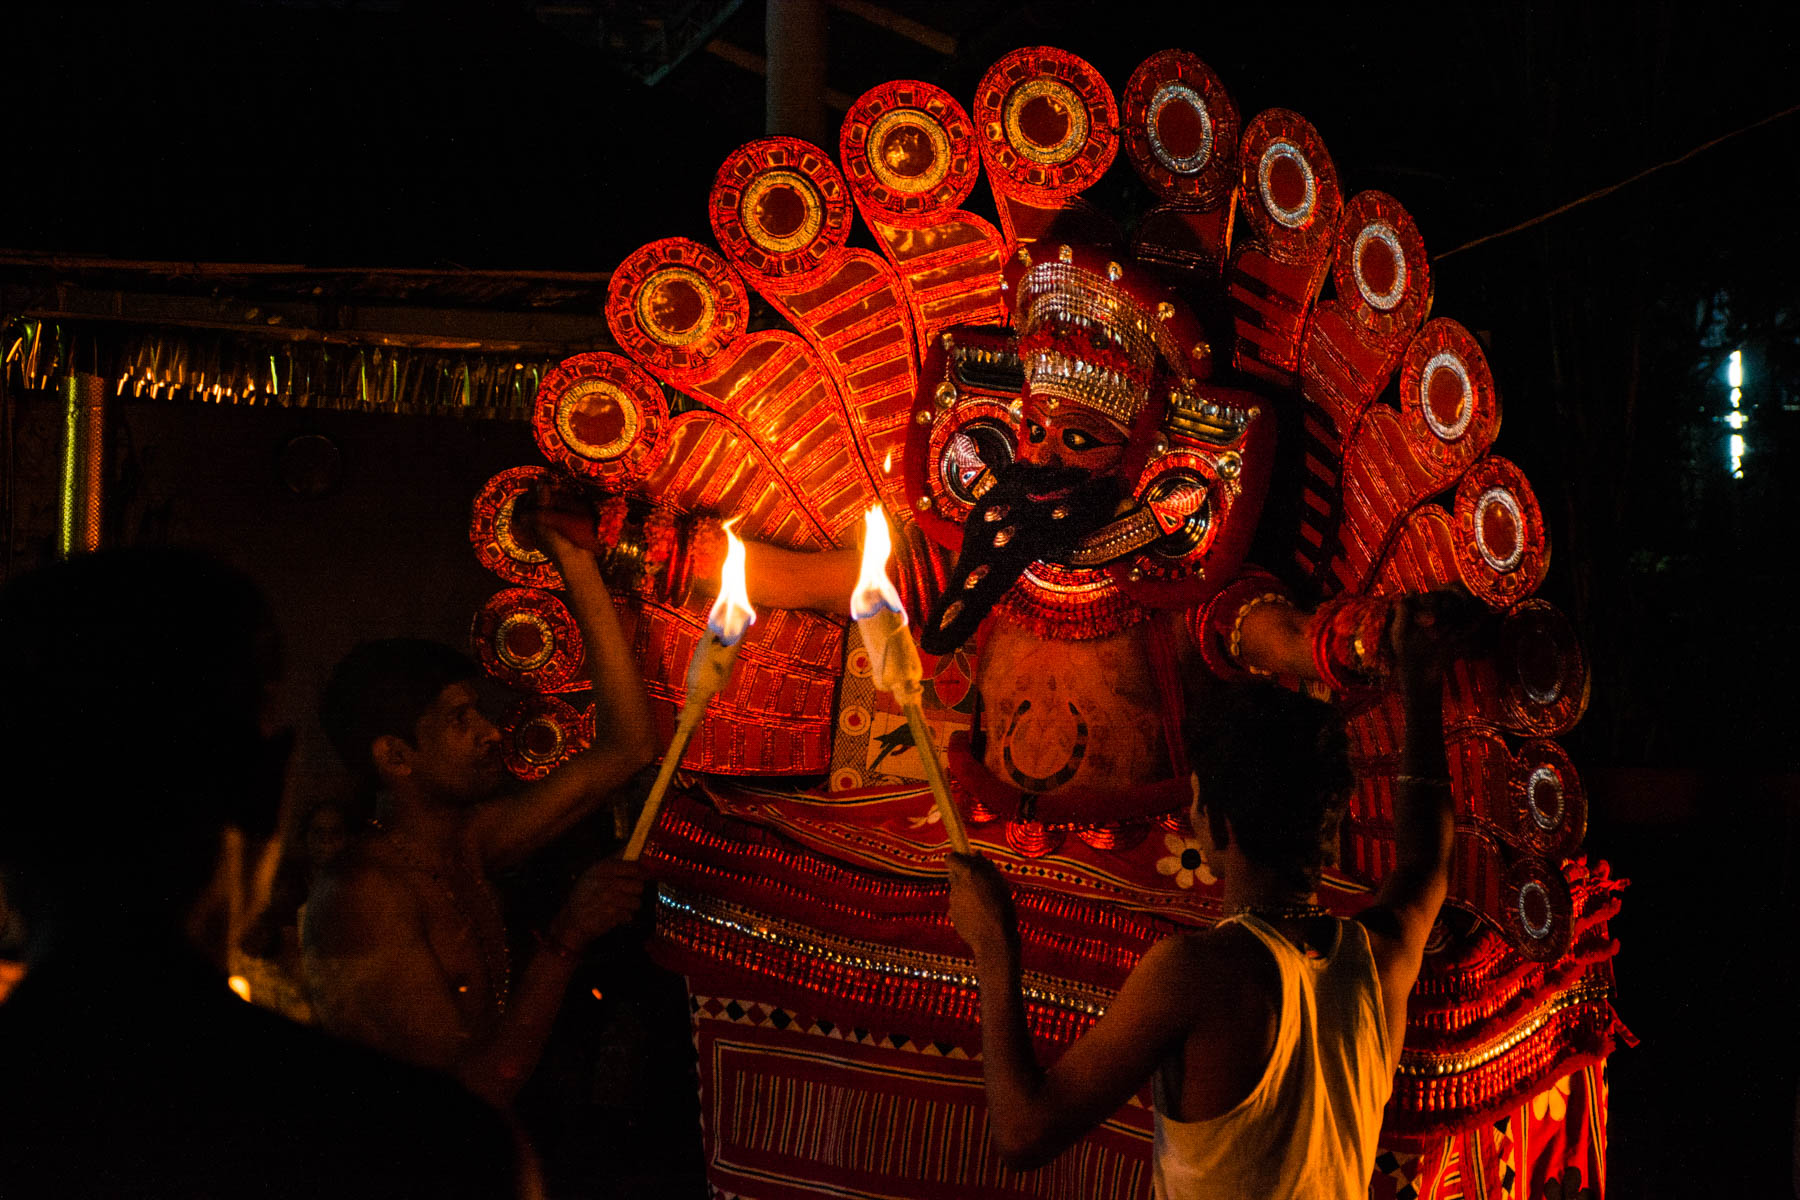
left=1435, top=99, right=1800, bottom=263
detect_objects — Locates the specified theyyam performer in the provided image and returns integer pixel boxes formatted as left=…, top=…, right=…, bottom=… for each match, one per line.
left=478, top=42, right=1627, bottom=1199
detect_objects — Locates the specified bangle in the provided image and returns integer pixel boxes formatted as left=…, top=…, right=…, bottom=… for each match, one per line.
left=1310, top=593, right=1398, bottom=695
left=594, top=497, right=648, bottom=591
left=1190, top=570, right=1291, bottom=682
left=534, top=928, right=581, bottom=963
left=1230, top=593, right=1290, bottom=678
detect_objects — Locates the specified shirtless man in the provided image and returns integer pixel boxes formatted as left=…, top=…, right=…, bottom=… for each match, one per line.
left=304, top=510, right=656, bottom=1107
left=946, top=591, right=1476, bottom=1197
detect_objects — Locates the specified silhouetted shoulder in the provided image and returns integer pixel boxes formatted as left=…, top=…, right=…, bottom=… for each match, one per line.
left=0, top=949, right=525, bottom=1199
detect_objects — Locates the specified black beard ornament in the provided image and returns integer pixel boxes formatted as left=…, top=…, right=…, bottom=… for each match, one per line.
left=921, top=461, right=1124, bottom=655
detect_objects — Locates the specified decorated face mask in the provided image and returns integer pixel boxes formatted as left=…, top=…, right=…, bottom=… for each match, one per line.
left=921, top=243, right=1272, bottom=653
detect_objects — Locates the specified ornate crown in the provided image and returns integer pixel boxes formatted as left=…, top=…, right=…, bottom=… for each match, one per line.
left=1013, top=247, right=1199, bottom=428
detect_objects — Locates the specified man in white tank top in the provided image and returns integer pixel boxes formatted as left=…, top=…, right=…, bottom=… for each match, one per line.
left=949, top=591, right=1476, bottom=1199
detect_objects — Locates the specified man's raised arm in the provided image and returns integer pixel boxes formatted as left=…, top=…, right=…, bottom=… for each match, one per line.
left=530, top=499, right=865, bottom=617
left=948, top=854, right=1199, bottom=1170
left=1356, top=590, right=1480, bottom=1055
left=682, top=525, right=863, bottom=615
left=470, top=497, right=657, bottom=868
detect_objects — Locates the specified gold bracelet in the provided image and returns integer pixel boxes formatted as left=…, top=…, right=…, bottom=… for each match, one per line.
left=1230, top=592, right=1291, bottom=678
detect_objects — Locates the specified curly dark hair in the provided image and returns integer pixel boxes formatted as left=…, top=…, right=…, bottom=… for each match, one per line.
left=319, top=638, right=477, bottom=788
left=1183, top=682, right=1354, bottom=892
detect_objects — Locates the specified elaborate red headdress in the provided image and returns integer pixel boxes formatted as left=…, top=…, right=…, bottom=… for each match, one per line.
left=464, top=43, right=1624, bottom=1196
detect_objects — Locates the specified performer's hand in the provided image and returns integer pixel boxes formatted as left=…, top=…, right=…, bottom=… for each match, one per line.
left=1390, top=586, right=1487, bottom=691
left=551, top=857, right=647, bottom=947
left=523, top=480, right=603, bottom=558
left=948, top=852, right=1020, bottom=964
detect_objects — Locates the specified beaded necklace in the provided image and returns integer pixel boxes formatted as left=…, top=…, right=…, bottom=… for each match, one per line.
left=1227, top=900, right=1331, bottom=922
left=368, top=817, right=512, bottom=1016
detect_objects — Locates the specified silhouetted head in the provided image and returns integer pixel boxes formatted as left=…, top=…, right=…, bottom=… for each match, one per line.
left=1184, top=683, right=1353, bottom=893
left=320, top=639, right=502, bottom=806
left=0, top=548, right=288, bottom=933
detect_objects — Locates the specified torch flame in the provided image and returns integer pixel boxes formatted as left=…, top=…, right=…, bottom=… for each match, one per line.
left=706, top=518, right=757, bottom=645
left=850, top=506, right=906, bottom=621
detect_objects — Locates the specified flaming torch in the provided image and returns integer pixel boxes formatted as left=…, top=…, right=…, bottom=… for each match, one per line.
left=851, top=506, right=973, bottom=855
left=622, top=519, right=756, bottom=861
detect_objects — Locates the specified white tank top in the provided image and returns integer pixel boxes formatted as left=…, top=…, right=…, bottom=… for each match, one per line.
left=1150, top=914, right=1393, bottom=1200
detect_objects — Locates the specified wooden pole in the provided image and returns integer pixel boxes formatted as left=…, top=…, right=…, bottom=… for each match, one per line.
left=857, top=608, right=972, bottom=855
left=622, top=707, right=704, bottom=861
left=765, top=0, right=827, bottom=144
left=901, top=699, right=971, bottom=854
left=621, top=631, right=744, bottom=861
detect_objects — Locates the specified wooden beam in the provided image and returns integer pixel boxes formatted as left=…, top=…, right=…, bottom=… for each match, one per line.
left=2, top=280, right=618, bottom=355
left=0, top=249, right=614, bottom=286
left=826, top=0, right=955, bottom=56
left=703, top=39, right=854, bottom=111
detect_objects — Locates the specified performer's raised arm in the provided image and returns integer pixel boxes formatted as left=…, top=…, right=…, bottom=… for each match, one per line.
left=1208, top=581, right=1414, bottom=695
left=1235, top=597, right=1318, bottom=678
left=465, top=491, right=658, bottom=869
left=534, top=500, right=863, bottom=616
left=705, top=538, right=862, bottom=615
left=1354, top=588, right=1484, bottom=1056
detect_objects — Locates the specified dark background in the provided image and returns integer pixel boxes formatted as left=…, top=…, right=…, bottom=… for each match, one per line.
left=3, top=1, right=1798, bottom=1195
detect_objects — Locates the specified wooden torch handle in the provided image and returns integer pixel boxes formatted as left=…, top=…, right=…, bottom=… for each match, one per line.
left=902, top=699, right=972, bottom=855
left=622, top=705, right=704, bottom=862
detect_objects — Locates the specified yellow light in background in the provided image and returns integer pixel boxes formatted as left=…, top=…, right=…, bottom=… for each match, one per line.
left=227, top=975, right=252, bottom=1003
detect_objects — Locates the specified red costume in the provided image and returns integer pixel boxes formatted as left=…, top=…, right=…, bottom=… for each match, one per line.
left=470, top=46, right=1627, bottom=1198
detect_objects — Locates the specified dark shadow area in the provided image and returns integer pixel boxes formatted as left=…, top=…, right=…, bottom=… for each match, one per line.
left=1590, top=771, right=1800, bottom=1196
left=3, top=0, right=1798, bottom=1192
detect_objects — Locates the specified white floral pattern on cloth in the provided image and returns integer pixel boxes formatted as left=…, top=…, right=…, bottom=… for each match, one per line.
left=1529, top=1072, right=1571, bottom=1122
left=906, top=807, right=942, bottom=831
left=1155, top=831, right=1216, bottom=889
